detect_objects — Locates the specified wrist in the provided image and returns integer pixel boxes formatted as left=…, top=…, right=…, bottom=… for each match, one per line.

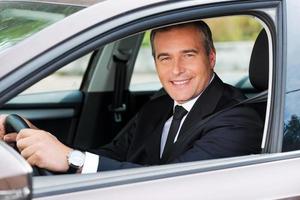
left=66, top=150, right=86, bottom=174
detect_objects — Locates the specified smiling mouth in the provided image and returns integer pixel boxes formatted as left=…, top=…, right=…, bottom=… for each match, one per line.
left=171, top=79, right=190, bottom=86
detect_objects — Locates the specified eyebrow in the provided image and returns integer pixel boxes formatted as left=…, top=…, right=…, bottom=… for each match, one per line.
left=181, top=49, right=198, bottom=54
left=156, top=49, right=199, bottom=60
left=156, top=53, right=169, bottom=60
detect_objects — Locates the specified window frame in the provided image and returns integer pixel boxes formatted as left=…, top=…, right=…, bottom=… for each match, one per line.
left=36, top=1, right=281, bottom=197
left=129, top=15, right=265, bottom=93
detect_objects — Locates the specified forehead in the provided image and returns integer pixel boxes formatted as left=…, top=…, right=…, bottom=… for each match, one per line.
left=155, top=24, right=202, bottom=39
left=153, top=25, right=204, bottom=50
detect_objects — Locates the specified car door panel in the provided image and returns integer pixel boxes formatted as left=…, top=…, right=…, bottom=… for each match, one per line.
left=0, top=90, right=83, bottom=145
left=32, top=152, right=300, bottom=200
left=73, top=90, right=149, bottom=150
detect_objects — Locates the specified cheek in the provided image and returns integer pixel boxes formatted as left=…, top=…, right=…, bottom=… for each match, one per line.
left=192, top=58, right=212, bottom=73
left=156, top=65, right=169, bottom=80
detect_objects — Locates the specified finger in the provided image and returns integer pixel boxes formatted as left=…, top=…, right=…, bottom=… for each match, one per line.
left=20, top=144, right=37, bottom=159
left=26, top=154, right=39, bottom=167
left=3, top=133, right=18, bottom=143
left=16, top=130, right=49, bottom=151
left=16, top=129, right=38, bottom=140
left=26, top=151, right=45, bottom=169
left=0, top=114, right=8, bottom=138
left=16, top=136, right=36, bottom=152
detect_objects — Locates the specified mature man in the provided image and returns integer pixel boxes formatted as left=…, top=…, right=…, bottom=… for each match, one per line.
left=0, top=21, right=263, bottom=173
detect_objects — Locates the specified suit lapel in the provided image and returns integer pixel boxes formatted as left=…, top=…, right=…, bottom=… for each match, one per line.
left=161, top=75, right=225, bottom=163
left=144, top=96, right=173, bottom=165
left=179, top=75, right=224, bottom=137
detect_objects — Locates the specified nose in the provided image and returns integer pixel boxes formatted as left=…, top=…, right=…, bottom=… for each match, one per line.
left=172, top=57, right=184, bottom=75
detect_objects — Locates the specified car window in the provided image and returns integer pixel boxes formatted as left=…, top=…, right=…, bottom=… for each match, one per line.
left=283, top=89, right=300, bottom=152
left=0, top=1, right=83, bottom=52
left=130, top=15, right=262, bottom=92
left=22, top=53, right=92, bottom=94
left=282, top=2, right=300, bottom=152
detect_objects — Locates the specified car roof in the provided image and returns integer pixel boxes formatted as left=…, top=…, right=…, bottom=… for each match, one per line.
left=0, top=0, right=167, bottom=73
left=3, top=0, right=105, bottom=7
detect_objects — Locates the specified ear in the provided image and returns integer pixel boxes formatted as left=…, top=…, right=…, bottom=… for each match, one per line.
left=209, top=49, right=216, bottom=69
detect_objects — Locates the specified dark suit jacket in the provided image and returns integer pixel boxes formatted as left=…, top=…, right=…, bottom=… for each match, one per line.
left=92, top=75, right=264, bottom=171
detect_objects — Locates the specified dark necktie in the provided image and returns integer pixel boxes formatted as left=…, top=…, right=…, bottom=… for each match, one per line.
left=163, top=105, right=188, bottom=156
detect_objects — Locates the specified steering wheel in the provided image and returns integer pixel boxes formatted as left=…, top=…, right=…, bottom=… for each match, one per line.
left=4, top=114, right=54, bottom=176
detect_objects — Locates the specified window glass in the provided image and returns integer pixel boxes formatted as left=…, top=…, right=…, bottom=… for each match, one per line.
left=283, top=91, right=300, bottom=151
left=0, top=2, right=82, bottom=52
left=22, top=53, right=92, bottom=94
left=282, top=0, right=300, bottom=152
left=130, top=15, right=262, bottom=91
left=131, top=31, right=159, bottom=91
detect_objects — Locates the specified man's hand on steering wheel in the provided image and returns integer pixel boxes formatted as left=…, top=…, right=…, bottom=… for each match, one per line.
left=16, top=129, right=73, bottom=172
left=0, top=114, right=73, bottom=173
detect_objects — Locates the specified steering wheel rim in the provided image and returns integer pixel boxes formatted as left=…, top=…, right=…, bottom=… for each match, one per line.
left=4, top=114, right=54, bottom=176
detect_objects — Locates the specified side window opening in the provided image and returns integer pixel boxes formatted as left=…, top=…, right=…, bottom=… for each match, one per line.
left=21, top=52, right=92, bottom=94
left=128, top=15, right=269, bottom=153
left=130, top=15, right=263, bottom=96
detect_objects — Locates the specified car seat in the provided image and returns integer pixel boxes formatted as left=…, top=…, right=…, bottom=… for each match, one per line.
left=248, top=28, right=269, bottom=121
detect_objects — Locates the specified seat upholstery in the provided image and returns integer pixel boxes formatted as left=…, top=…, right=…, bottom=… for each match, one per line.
left=248, top=29, right=269, bottom=121
left=249, top=29, right=269, bottom=91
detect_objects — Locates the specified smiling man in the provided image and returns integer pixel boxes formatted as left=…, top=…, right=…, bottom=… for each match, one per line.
left=153, top=23, right=215, bottom=104
left=0, top=21, right=263, bottom=173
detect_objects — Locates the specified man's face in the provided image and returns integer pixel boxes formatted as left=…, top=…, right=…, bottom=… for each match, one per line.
left=153, top=25, right=216, bottom=104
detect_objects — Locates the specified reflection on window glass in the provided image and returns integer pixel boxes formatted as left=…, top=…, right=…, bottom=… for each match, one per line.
left=130, top=15, right=262, bottom=91
left=0, top=2, right=82, bottom=52
left=22, top=53, right=92, bottom=94
left=283, top=91, right=300, bottom=151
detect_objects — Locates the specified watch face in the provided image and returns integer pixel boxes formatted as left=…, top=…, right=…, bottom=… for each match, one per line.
left=69, top=150, right=85, bottom=168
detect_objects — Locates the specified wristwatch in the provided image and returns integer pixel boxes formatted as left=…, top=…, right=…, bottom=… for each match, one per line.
left=67, top=150, right=86, bottom=173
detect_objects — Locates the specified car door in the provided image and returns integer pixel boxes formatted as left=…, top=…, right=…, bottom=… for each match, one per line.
left=0, top=55, right=90, bottom=146
left=1, top=0, right=299, bottom=199
left=0, top=142, right=32, bottom=200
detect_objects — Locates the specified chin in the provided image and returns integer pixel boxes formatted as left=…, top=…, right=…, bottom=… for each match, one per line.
left=167, top=88, right=193, bottom=102
left=172, top=95, right=191, bottom=104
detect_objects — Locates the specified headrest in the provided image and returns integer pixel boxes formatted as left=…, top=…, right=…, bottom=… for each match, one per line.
left=249, top=29, right=269, bottom=91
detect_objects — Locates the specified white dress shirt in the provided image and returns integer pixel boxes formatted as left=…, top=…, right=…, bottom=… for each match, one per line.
left=82, top=74, right=215, bottom=173
left=159, top=95, right=200, bottom=158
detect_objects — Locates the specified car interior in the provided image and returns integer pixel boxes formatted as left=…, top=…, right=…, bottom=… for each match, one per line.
left=0, top=15, right=270, bottom=171
left=247, top=28, right=269, bottom=122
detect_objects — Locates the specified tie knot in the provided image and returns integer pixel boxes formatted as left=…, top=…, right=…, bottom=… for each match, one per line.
left=173, top=105, right=188, bottom=120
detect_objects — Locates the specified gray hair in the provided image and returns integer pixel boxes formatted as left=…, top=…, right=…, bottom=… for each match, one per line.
left=150, top=21, right=215, bottom=57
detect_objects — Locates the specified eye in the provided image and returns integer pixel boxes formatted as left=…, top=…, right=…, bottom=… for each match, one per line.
left=159, top=56, right=170, bottom=62
left=184, top=53, right=195, bottom=58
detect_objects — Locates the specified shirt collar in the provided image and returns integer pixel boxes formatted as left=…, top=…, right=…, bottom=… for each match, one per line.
left=173, top=73, right=215, bottom=112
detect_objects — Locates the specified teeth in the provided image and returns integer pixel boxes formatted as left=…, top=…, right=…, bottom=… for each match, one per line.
left=173, top=80, right=188, bottom=85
